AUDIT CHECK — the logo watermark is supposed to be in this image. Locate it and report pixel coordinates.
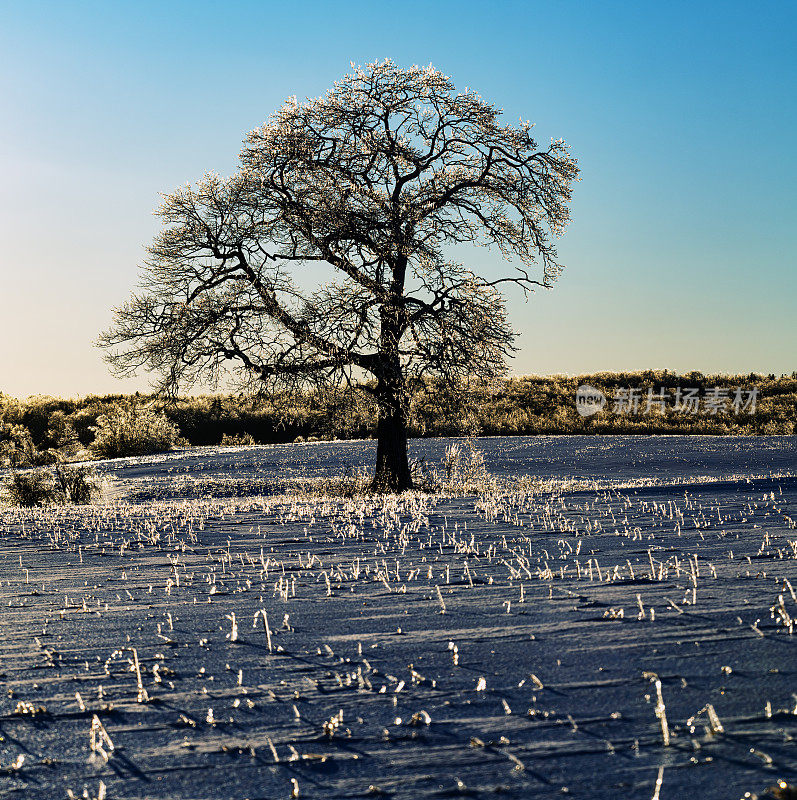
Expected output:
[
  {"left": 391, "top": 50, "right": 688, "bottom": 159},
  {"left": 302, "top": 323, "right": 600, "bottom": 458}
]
[
  {"left": 575, "top": 385, "right": 760, "bottom": 416},
  {"left": 575, "top": 385, "right": 607, "bottom": 417}
]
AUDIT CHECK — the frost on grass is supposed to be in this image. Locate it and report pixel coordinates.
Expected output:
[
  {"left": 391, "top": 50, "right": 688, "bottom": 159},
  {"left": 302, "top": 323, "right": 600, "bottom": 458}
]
[{"left": 0, "top": 437, "right": 795, "bottom": 799}]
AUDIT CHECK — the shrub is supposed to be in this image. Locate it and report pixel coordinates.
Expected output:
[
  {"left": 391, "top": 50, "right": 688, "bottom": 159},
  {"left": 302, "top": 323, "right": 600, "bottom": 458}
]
[
  {"left": 412, "top": 437, "right": 493, "bottom": 494},
  {"left": 442, "top": 438, "right": 489, "bottom": 487},
  {"left": 220, "top": 431, "right": 256, "bottom": 446},
  {"left": 90, "top": 403, "right": 182, "bottom": 459},
  {"left": 46, "top": 411, "right": 82, "bottom": 458},
  {"left": 0, "top": 423, "right": 56, "bottom": 468},
  {"left": 4, "top": 469, "right": 59, "bottom": 506},
  {"left": 2, "top": 465, "right": 103, "bottom": 506},
  {"left": 55, "top": 465, "right": 104, "bottom": 504},
  {"left": 759, "top": 419, "right": 793, "bottom": 435}
]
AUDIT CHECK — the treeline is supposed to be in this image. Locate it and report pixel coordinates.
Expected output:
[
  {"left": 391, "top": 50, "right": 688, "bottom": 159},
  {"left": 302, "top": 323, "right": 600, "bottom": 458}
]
[
  {"left": 467, "top": 371, "right": 796, "bottom": 436},
  {"left": 1, "top": 371, "right": 794, "bottom": 466}
]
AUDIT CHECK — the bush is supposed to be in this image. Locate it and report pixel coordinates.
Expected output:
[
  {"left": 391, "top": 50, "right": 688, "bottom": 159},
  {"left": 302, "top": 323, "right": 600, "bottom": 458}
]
[
  {"left": 412, "top": 437, "right": 493, "bottom": 493},
  {"left": 220, "top": 431, "right": 256, "bottom": 446},
  {"left": 0, "top": 423, "right": 55, "bottom": 468},
  {"left": 46, "top": 411, "right": 83, "bottom": 458},
  {"left": 90, "top": 403, "right": 182, "bottom": 459},
  {"left": 4, "top": 469, "right": 59, "bottom": 506},
  {"left": 2, "top": 465, "right": 103, "bottom": 506},
  {"left": 55, "top": 465, "right": 104, "bottom": 504}
]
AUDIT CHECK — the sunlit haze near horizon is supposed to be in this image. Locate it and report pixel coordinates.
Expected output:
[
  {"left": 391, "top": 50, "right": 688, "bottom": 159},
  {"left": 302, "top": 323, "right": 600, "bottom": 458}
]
[{"left": 1, "top": 0, "right": 795, "bottom": 398}]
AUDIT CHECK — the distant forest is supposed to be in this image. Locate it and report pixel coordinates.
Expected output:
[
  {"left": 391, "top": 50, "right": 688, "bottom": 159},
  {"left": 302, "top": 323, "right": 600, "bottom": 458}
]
[{"left": 1, "top": 372, "right": 794, "bottom": 466}]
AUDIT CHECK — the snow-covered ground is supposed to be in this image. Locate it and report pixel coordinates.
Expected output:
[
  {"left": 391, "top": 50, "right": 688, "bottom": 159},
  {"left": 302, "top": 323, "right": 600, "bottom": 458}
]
[{"left": 1, "top": 436, "right": 795, "bottom": 799}]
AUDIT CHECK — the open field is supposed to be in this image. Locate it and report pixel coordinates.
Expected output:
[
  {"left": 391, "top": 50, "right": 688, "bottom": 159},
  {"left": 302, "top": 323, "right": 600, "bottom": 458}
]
[{"left": 1, "top": 436, "right": 796, "bottom": 799}]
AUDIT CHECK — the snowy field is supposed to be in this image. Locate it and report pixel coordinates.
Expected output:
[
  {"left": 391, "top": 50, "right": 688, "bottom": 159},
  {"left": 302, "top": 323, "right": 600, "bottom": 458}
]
[{"left": 1, "top": 435, "right": 796, "bottom": 799}]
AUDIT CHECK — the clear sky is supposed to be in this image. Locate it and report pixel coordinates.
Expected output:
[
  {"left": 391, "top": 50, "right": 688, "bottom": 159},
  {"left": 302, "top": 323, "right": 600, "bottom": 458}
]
[{"left": 1, "top": 0, "right": 795, "bottom": 398}]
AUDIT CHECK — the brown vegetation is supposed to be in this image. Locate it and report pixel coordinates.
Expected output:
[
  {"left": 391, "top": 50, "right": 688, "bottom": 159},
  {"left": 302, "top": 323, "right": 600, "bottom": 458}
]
[{"left": 0, "top": 371, "right": 793, "bottom": 469}]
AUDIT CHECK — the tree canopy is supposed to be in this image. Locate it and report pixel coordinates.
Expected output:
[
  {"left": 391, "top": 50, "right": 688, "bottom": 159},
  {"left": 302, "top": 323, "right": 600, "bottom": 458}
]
[{"left": 101, "top": 60, "right": 578, "bottom": 490}]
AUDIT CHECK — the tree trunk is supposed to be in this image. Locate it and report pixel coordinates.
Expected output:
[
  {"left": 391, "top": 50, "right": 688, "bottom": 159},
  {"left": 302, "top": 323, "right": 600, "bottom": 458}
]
[
  {"left": 371, "top": 295, "right": 412, "bottom": 493},
  {"left": 371, "top": 397, "right": 412, "bottom": 492}
]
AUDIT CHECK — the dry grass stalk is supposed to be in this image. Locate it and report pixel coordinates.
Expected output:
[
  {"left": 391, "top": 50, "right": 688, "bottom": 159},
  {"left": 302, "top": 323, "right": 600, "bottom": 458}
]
[
  {"left": 90, "top": 715, "right": 114, "bottom": 762},
  {"left": 129, "top": 647, "right": 149, "bottom": 703},
  {"left": 435, "top": 585, "right": 447, "bottom": 614}
]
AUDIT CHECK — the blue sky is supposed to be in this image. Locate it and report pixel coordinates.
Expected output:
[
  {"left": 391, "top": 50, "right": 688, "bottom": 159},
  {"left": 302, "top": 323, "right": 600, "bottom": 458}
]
[{"left": 1, "top": 0, "right": 795, "bottom": 397}]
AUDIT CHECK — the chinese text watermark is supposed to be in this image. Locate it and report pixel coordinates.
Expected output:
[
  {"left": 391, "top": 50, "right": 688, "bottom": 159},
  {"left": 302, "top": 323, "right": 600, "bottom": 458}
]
[{"left": 575, "top": 385, "right": 759, "bottom": 418}]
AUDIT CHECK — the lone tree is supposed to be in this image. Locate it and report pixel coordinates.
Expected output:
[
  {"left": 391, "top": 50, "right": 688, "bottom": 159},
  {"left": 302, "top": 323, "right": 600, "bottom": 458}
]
[{"left": 101, "top": 61, "right": 578, "bottom": 491}]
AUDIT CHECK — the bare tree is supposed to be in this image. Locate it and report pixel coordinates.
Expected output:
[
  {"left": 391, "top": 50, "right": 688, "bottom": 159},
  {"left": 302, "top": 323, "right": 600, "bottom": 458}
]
[{"left": 100, "top": 61, "right": 578, "bottom": 491}]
